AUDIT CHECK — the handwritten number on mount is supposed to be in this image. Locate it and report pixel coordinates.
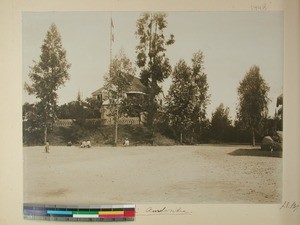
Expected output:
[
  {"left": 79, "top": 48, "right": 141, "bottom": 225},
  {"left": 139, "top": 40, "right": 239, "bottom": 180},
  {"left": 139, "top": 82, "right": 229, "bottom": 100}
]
[{"left": 280, "top": 201, "right": 300, "bottom": 212}]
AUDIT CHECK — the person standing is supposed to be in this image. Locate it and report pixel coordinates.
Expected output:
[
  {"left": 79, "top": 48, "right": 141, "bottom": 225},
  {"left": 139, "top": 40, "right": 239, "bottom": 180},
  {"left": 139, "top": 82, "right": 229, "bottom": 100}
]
[{"left": 45, "top": 141, "right": 50, "bottom": 153}]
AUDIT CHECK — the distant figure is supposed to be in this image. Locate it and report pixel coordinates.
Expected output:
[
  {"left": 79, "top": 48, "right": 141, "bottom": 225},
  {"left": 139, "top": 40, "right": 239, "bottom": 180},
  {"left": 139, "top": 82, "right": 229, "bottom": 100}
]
[
  {"left": 80, "top": 141, "right": 87, "bottom": 148},
  {"left": 45, "top": 141, "right": 50, "bottom": 153},
  {"left": 123, "top": 138, "right": 129, "bottom": 146}
]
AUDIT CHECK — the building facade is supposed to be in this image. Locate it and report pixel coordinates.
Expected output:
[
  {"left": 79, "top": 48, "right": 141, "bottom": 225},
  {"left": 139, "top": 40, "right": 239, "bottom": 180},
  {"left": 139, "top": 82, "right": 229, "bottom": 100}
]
[{"left": 91, "top": 75, "right": 147, "bottom": 125}]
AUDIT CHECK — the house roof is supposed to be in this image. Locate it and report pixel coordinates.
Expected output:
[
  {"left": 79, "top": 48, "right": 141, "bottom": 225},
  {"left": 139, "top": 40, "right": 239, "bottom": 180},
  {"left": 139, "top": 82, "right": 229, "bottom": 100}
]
[
  {"left": 92, "top": 75, "right": 146, "bottom": 96},
  {"left": 91, "top": 87, "right": 105, "bottom": 96}
]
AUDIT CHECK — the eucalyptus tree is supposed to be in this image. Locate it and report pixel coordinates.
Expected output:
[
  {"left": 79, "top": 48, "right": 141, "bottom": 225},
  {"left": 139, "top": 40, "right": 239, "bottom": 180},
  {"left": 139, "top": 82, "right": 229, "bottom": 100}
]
[{"left": 135, "top": 12, "right": 175, "bottom": 140}]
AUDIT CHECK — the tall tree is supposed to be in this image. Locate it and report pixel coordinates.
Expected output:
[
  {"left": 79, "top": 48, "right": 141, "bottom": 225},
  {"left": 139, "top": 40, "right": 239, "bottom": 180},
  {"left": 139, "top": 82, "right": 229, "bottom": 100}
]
[
  {"left": 166, "top": 60, "right": 193, "bottom": 143},
  {"left": 104, "top": 50, "right": 135, "bottom": 145},
  {"left": 190, "top": 51, "right": 210, "bottom": 142},
  {"left": 166, "top": 51, "right": 210, "bottom": 144},
  {"left": 135, "top": 12, "right": 175, "bottom": 141},
  {"left": 237, "top": 65, "right": 270, "bottom": 146},
  {"left": 24, "top": 23, "right": 71, "bottom": 144}
]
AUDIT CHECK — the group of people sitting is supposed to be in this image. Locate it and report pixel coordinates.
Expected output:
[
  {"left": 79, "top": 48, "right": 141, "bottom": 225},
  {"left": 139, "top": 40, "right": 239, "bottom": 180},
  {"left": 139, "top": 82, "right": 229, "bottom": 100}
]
[
  {"left": 69, "top": 138, "right": 130, "bottom": 148},
  {"left": 45, "top": 138, "right": 130, "bottom": 152},
  {"left": 80, "top": 140, "right": 92, "bottom": 148}
]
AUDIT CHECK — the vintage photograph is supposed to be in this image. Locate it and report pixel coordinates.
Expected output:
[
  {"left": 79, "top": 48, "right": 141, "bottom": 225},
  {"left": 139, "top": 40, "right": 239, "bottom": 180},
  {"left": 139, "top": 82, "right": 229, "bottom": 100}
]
[{"left": 23, "top": 11, "right": 283, "bottom": 205}]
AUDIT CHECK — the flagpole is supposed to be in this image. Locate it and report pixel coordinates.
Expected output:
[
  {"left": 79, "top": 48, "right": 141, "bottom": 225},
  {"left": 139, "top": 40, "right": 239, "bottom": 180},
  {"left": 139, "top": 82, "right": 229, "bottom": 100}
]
[
  {"left": 110, "top": 14, "right": 113, "bottom": 77},
  {"left": 110, "top": 14, "right": 118, "bottom": 145}
]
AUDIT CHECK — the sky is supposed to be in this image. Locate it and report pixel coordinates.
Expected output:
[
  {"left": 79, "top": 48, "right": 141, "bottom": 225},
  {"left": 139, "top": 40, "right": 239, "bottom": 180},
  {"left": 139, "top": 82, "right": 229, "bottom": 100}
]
[{"left": 22, "top": 11, "right": 283, "bottom": 120}]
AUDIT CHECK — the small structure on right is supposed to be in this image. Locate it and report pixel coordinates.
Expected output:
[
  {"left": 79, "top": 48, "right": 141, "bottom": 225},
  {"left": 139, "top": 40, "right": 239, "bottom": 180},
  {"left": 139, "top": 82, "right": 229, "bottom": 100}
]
[
  {"left": 261, "top": 94, "right": 283, "bottom": 151},
  {"left": 261, "top": 131, "right": 282, "bottom": 152}
]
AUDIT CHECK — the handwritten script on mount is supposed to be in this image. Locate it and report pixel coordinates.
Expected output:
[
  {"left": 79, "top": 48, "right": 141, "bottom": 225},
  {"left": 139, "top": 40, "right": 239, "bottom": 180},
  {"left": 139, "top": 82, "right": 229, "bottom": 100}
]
[{"left": 137, "top": 206, "right": 192, "bottom": 216}]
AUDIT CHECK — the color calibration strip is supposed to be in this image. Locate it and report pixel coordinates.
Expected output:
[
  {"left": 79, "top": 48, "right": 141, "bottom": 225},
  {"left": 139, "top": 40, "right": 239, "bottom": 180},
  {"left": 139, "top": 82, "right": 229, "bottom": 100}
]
[{"left": 23, "top": 204, "right": 135, "bottom": 222}]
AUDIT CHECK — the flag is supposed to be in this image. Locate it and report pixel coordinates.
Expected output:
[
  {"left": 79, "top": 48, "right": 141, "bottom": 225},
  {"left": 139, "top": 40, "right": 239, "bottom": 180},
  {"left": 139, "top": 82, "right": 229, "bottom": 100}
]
[
  {"left": 111, "top": 18, "right": 114, "bottom": 28},
  {"left": 111, "top": 18, "right": 114, "bottom": 42}
]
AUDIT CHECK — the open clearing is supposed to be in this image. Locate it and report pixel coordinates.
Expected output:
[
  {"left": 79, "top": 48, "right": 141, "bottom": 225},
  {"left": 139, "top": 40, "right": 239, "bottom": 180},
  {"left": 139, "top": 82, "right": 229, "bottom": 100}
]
[{"left": 23, "top": 145, "right": 282, "bottom": 204}]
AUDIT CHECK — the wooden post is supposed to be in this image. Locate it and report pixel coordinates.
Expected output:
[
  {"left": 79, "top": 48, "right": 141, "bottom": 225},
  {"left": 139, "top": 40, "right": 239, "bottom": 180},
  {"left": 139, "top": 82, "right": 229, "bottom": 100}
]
[{"left": 114, "top": 105, "right": 118, "bottom": 146}]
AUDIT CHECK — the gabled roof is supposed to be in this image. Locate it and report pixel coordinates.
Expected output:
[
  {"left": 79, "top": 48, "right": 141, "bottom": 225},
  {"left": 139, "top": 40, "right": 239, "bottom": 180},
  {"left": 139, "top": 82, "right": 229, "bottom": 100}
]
[
  {"left": 92, "top": 75, "right": 146, "bottom": 96},
  {"left": 91, "top": 87, "right": 105, "bottom": 96}
]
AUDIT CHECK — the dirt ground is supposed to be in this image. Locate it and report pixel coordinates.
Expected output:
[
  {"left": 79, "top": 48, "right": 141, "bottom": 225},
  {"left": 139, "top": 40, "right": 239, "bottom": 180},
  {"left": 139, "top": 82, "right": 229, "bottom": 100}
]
[{"left": 23, "top": 145, "right": 282, "bottom": 204}]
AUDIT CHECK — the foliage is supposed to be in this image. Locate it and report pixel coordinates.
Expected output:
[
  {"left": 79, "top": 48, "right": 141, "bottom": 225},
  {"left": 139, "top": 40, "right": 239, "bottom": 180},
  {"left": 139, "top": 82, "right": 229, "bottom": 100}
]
[
  {"left": 56, "top": 94, "right": 86, "bottom": 126},
  {"left": 24, "top": 23, "right": 71, "bottom": 143},
  {"left": 192, "top": 118, "right": 211, "bottom": 143},
  {"left": 189, "top": 51, "right": 210, "bottom": 142},
  {"left": 165, "top": 51, "right": 210, "bottom": 143},
  {"left": 85, "top": 97, "right": 102, "bottom": 118},
  {"left": 23, "top": 103, "right": 44, "bottom": 145},
  {"left": 105, "top": 50, "right": 135, "bottom": 117},
  {"left": 71, "top": 92, "right": 87, "bottom": 126},
  {"left": 57, "top": 96, "right": 102, "bottom": 120},
  {"left": 120, "top": 94, "right": 145, "bottom": 119},
  {"left": 135, "top": 12, "right": 175, "bottom": 129},
  {"left": 257, "top": 117, "right": 278, "bottom": 139},
  {"left": 275, "top": 94, "right": 283, "bottom": 131},
  {"left": 165, "top": 59, "right": 193, "bottom": 143},
  {"left": 57, "top": 102, "right": 73, "bottom": 119},
  {"left": 49, "top": 119, "right": 103, "bottom": 145},
  {"left": 58, "top": 125, "right": 84, "bottom": 144},
  {"left": 237, "top": 65, "right": 270, "bottom": 146},
  {"left": 104, "top": 50, "right": 136, "bottom": 144},
  {"left": 210, "top": 103, "right": 233, "bottom": 142}
]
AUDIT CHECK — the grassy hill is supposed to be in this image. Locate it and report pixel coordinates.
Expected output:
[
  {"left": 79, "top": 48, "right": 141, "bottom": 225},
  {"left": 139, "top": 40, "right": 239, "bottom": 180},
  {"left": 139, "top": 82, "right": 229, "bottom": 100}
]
[{"left": 48, "top": 124, "right": 177, "bottom": 146}]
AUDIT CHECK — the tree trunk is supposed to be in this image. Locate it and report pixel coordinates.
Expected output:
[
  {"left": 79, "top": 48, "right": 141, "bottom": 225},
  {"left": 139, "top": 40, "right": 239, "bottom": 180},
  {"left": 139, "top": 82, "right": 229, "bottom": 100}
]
[
  {"left": 149, "top": 84, "right": 156, "bottom": 146},
  {"left": 114, "top": 106, "right": 119, "bottom": 146},
  {"left": 252, "top": 127, "right": 256, "bottom": 146},
  {"left": 152, "top": 129, "right": 155, "bottom": 146},
  {"left": 191, "top": 128, "right": 194, "bottom": 144},
  {"left": 180, "top": 132, "right": 183, "bottom": 144}
]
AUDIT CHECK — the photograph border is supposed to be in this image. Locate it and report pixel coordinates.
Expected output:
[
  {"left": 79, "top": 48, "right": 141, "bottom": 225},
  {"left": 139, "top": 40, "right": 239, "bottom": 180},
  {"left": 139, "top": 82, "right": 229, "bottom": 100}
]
[{"left": 1, "top": 0, "right": 299, "bottom": 225}]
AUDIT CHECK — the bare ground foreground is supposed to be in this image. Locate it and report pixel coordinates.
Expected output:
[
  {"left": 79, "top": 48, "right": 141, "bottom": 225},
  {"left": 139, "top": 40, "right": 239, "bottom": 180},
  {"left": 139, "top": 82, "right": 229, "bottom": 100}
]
[{"left": 23, "top": 145, "right": 282, "bottom": 204}]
